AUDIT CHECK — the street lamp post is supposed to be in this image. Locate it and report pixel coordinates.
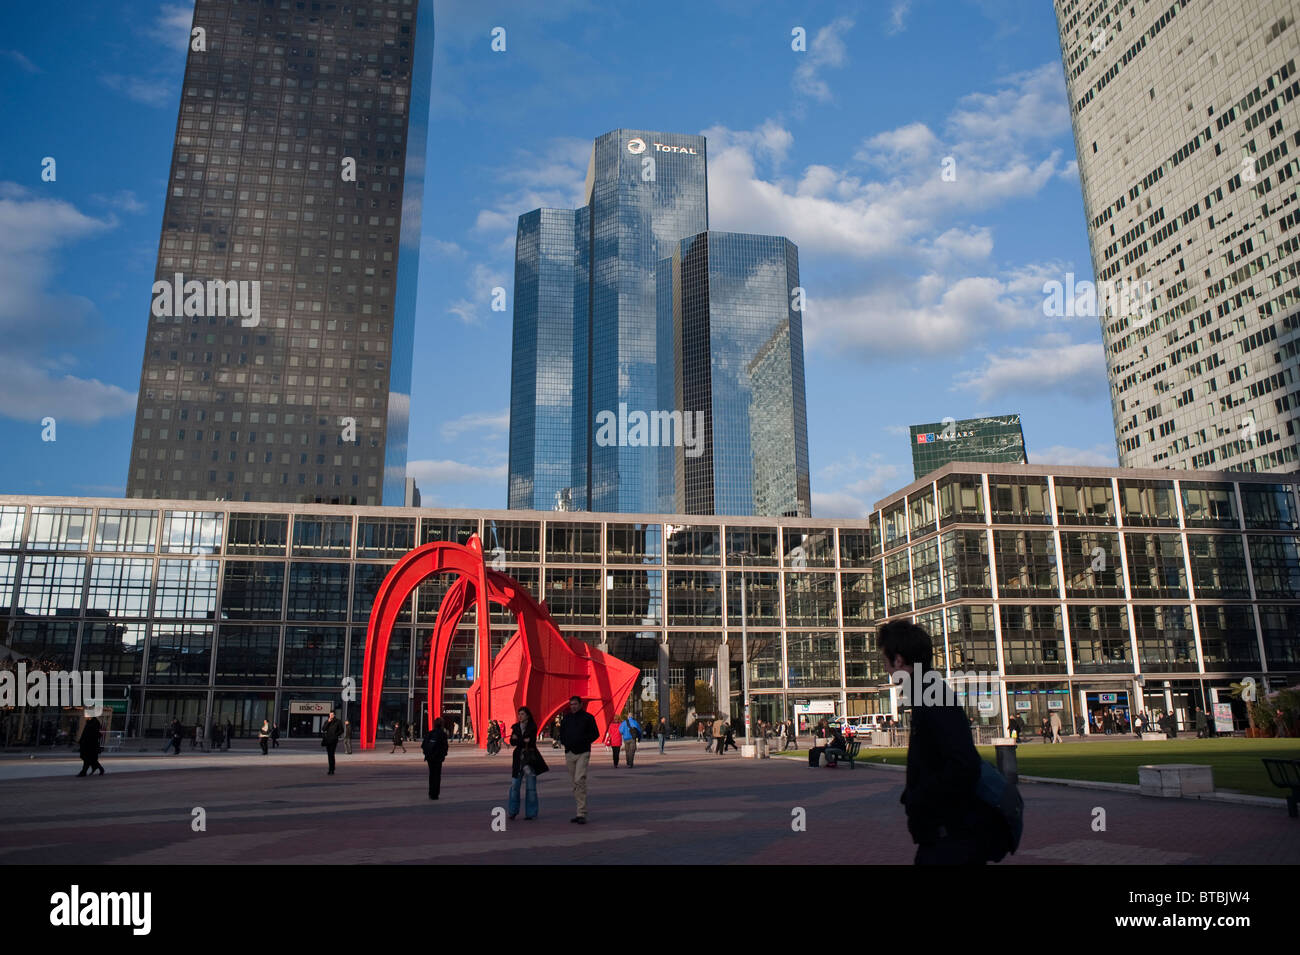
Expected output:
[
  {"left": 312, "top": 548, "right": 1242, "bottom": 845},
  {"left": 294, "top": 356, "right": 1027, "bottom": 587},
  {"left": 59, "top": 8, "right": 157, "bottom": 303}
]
[{"left": 738, "top": 554, "right": 751, "bottom": 743}]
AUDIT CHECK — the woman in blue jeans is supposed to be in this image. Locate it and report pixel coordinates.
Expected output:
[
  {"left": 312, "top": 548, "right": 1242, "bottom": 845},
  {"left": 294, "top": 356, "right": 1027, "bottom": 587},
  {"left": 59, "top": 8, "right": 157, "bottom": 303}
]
[{"left": 508, "top": 706, "right": 540, "bottom": 821}]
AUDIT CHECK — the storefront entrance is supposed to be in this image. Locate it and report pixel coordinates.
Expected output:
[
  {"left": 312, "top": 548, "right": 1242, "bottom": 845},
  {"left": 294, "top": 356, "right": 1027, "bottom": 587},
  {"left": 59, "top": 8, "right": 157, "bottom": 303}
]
[
  {"left": 286, "top": 700, "right": 333, "bottom": 737},
  {"left": 1082, "top": 689, "right": 1131, "bottom": 734}
]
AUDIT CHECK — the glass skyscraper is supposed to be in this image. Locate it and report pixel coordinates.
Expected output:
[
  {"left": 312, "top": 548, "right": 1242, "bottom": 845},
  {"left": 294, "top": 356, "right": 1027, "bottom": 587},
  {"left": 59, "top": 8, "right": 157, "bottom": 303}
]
[
  {"left": 909, "top": 414, "right": 1028, "bottom": 480},
  {"left": 659, "top": 232, "right": 811, "bottom": 516},
  {"left": 126, "top": 0, "right": 433, "bottom": 507},
  {"left": 509, "top": 130, "right": 809, "bottom": 517}
]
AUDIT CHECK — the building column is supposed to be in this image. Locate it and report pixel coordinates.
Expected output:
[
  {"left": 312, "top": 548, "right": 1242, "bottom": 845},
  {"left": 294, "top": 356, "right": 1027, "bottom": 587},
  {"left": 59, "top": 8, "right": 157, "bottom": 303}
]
[
  {"left": 657, "top": 638, "right": 670, "bottom": 729},
  {"left": 717, "top": 642, "right": 731, "bottom": 721}
]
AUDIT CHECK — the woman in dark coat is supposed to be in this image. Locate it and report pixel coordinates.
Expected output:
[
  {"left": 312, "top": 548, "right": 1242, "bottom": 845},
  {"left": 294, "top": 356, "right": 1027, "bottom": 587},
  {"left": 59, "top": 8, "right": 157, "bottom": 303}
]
[
  {"left": 508, "top": 707, "right": 541, "bottom": 820},
  {"left": 390, "top": 721, "right": 407, "bottom": 753},
  {"left": 77, "top": 716, "right": 105, "bottom": 776},
  {"left": 422, "top": 717, "right": 450, "bottom": 800}
]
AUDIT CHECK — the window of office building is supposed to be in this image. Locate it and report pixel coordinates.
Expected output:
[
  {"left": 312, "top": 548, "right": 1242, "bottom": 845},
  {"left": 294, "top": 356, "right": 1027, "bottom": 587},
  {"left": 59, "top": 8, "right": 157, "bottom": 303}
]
[
  {"left": 910, "top": 538, "right": 942, "bottom": 608},
  {"left": 545, "top": 567, "right": 602, "bottom": 624},
  {"left": 882, "top": 502, "right": 907, "bottom": 550},
  {"left": 605, "top": 569, "right": 663, "bottom": 626},
  {"left": 27, "top": 507, "right": 91, "bottom": 552},
  {"left": 1181, "top": 482, "right": 1239, "bottom": 529},
  {"left": 999, "top": 605, "right": 1065, "bottom": 675},
  {"left": 937, "top": 474, "right": 984, "bottom": 526},
  {"left": 352, "top": 562, "right": 400, "bottom": 622},
  {"left": 1197, "top": 606, "right": 1260, "bottom": 670},
  {"left": 1259, "top": 607, "right": 1300, "bottom": 670},
  {"left": 4, "top": 620, "right": 78, "bottom": 669},
  {"left": 1240, "top": 485, "right": 1299, "bottom": 530},
  {"left": 17, "top": 555, "right": 85, "bottom": 616},
  {"left": 545, "top": 522, "right": 601, "bottom": 564},
  {"left": 292, "top": 514, "right": 352, "bottom": 557},
  {"left": 1124, "top": 533, "right": 1188, "bottom": 597},
  {"left": 944, "top": 605, "right": 997, "bottom": 670},
  {"left": 220, "top": 561, "right": 285, "bottom": 619},
  {"left": 869, "top": 514, "right": 882, "bottom": 555},
  {"left": 148, "top": 623, "right": 213, "bottom": 684},
  {"left": 214, "top": 625, "right": 280, "bottom": 685},
  {"left": 844, "top": 631, "right": 881, "bottom": 686},
  {"left": 281, "top": 626, "right": 346, "bottom": 686},
  {"left": 79, "top": 621, "right": 145, "bottom": 683},
  {"left": 1069, "top": 606, "right": 1132, "bottom": 673},
  {"left": 667, "top": 570, "right": 722, "bottom": 626},
  {"left": 993, "top": 530, "right": 1058, "bottom": 597},
  {"left": 420, "top": 517, "right": 478, "bottom": 548},
  {"left": 726, "top": 570, "right": 782, "bottom": 626},
  {"left": 786, "top": 631, "right": 840, "bottom": 688},
  {"left": 1118, "top": 481, "right": 1178, "bottom": 527},
  {"left": 1247, "top": 535, "right": 1300, "bottom": 598},
  {"left": 1133, "top": 606, "right": 1197, "bottom": 672},
  {"left": 86, "top": 557, "right": 154, "bottom": 617},
  {"left": 744, "top": 636, "right": 783, "bottom": 689},
  {"left": 784, "top": 572, "right": 838, "bottom": 627},
  {"left": 884, "top": 549, "right": 911, "bottom": 615},
  {"left": 606, "top": 523, "right": 663, "bottom": 564},
  {"left": 665, "top": 525, "right": 721, "bottom": 564},
  {"left": 95, "top": 509, "right": 159, "bottom": 553},
  {"left": 155, "top": 558, "right": 218, "bottom": 618},
  {"left": 908, "top": 490, "right": 936, "bottom": 537},
  {"left": 837, "top": 529, "right": 874, "bottom": 567},
  {"left": 356, "top": 517, "right": 415, "bottom": 559},
  {"left": 287, "top": 562, "right": 349, "bottom": 621},
  {"left": 1186, "top": 534, "right": 1250, "bottom": 597},
  {"left": 162, "top": 510, "right": 223, "bottom": 555},
  {"left": 484, "top": 519, "right": 541, "bottom": 563},
  {"left": 725, "top": 527, "right": 779, "bottom": 566},
  {"left": 1054, "top": 478, "right": 1116, "bottom": 525},
  {"left": 783, "top": 527, "right": 835, "bottom": 568},
  {"left": 939, "top": 530, "right": 991, "bottom": 600},
  {"left": 225, "top": 513, "right": 288, "bottom": 556},
  {"left": 988, "top": 478, "right": 1050, "bottom": 524},
  {"left": 0, "top": 505, "right": 25, "bottom": 548},
  {"left": 840, "top": 570, "right": 883, "bottom": 626},
  {"left": 1059, "top": 531, "right": 1124, "bottom": 597}
]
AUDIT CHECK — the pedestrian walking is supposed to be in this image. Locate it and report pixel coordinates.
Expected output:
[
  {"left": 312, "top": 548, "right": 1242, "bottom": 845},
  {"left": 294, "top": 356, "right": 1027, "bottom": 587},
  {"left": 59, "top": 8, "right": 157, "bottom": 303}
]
[
  {"left": 1049, "top": 710, "right": 1062, "bottom": 743},
  {"left": 703, "top": 721, "right": 714, "bottom": 752},
  {"left": 722, "top": 720, "right": 737, "bottom": 753},
  {"left": 271, "top": 723, "right": 281, "bottom": 748},
  {"left": 508, "top": 707, "right": 544, "bottom": 820},
  {"left": 619, "top": 712, "right": 642, "bottom": 767},
  {"left": 258, "top": 719, "right": 270, "bottom": 755},
  {"left": 880, "top": 620, "right": 1007, "bottom": 865},
  {"left": 487, "top": 720, "right": 503, "bottom": 756},
  {"left": 552, "top": 715, "right": 563, "bottom": 749},
  {"left": 422, "top": 717, "right": 450, "bottom": 799},
  {"left": 391, "top": 721, "right": 407, "bottom": 753},
  {"left": 558, "top": 696, "right": 599, "bottom": 824},
  {"left": 321, "top": 709, "right": 344, "bottom": 775},
  {"left": 657, "top": 717, "right": 668, "bottom": 755},
  {"left": 712, "top": 718, "right": 725, "bottom": 755},
  {"left": 1194, "top": 708, "right": 1208, "bottom": 738},
  {"left": 191, "top": 721, "right": 202, "bottom": 750},
  {"left": 76, "top": 716, "right": 105, "bottom": 776},
  {"left": 210, "top": 722, "right": 223, "bottom": 752},
  {"left": 225, "top": 719, "right": 235, "bottom": 750},
  {"left": 342, "top": 719, "right": 352, "bottom": 754},
  {"left": 603, "top": 718, "right": 623, "bottom": 768}
]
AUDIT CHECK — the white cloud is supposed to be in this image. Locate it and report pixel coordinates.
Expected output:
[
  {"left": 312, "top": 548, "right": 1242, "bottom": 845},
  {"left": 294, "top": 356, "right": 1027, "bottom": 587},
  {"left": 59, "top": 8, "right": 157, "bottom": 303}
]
[
  {"left": 887, "top": 1, "right": 911, "bottom": 35},
  {"left": 447, "top": 264, "right": 508, "bottom": 324},
  {"left": 144, "top": 4, "right": 195, "bottom": 51},
  {"left": 1031, "top": 443, "right": 1118, "bottom": 468},
  {"left": 814, "top": 459, "right": 902, "bottom": 517},
  {"left": 792, "top": 17, "right": 854, "bottom": 102},
  {"left": 946, "top": 64, "right": 1071, "bottom": 153},
  {"left": 92, "top": 191, "right": 147, "bottom": 214},
  {"left": 100, "top": 74, "right": 174, "bottom": 107},
  {"left": 954, "top": 340, "right": 1106, "bottom": 400},
  {"left": 2, "top": 50, "right": 40, "bottom": 73},
  {"left": 405, "top": 459, "right": 508, "bottom": 486},
  {"left": 441, "top": 409, "right": 509, "bottom": 440},
  {"left": 0, "top": 354, "right": 136, "bottom": 425}
]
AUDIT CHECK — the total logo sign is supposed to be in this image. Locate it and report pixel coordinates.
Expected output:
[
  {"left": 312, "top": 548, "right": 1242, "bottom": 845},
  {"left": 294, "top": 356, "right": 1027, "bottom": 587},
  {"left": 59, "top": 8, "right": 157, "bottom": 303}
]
[{"left": 627, "top": 137, "right": 697, "bottom": 155}]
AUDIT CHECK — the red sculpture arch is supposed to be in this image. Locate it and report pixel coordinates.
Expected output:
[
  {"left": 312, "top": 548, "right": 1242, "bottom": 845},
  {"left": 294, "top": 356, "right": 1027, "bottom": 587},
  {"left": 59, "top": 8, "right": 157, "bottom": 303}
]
[{"left": 360, "top": 535, "right": 639, "bottom": 749}]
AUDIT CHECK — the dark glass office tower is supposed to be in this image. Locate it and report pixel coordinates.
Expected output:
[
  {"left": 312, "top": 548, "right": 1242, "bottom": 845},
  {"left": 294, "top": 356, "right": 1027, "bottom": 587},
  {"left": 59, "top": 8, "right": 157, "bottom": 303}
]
[
  {"left": 508, "top": 129, "right": 709, "bottom": 513},
  {"left": 126, "top": 0, "right": 433, "bottom": 506},
  {"left": 659, "top": 232, "right": 811, "bottom": 517},
  {"left": 909, "top": 414, "right": 1028, "bottom": 480}
]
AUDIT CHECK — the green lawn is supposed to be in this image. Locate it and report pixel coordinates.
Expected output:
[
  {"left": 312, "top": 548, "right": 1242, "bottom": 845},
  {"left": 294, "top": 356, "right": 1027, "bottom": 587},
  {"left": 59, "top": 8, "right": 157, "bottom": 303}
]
[{"left": 784, "top": 739, "right": 1300, "bottom": 798}]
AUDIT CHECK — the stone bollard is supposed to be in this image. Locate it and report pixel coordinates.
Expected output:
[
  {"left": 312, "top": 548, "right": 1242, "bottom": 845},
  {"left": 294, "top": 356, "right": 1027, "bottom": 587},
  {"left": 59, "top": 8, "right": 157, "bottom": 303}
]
[{"left": 993, "top": 738, "right": 1019, "bottom": 785}]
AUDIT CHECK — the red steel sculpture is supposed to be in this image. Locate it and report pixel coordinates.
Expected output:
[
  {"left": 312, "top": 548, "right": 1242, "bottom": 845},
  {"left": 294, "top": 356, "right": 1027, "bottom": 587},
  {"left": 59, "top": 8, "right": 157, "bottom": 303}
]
[{"left": 360, "top": 535, "right": 639, "bottom": 749}]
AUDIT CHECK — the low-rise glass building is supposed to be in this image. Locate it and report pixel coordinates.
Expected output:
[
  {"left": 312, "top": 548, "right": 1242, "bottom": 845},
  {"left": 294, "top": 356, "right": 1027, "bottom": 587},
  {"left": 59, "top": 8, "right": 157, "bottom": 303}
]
[{"left": 1, "top": 461, "right": 1295, "bottom": 742}]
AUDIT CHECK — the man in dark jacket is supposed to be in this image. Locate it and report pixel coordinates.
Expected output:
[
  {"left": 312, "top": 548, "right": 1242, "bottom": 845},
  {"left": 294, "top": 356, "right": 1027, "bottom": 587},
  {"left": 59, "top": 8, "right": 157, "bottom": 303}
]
[
  {"left": 881, "top": 620, "right": 991, "bottom": 865},
  {"left": 422, "top": 717, "right": 450, "bottom": 799},
  {"left": 558, "top": 696, "right": 599, "bottom": 824},
  {"left": 321, "top": 710, "right": 345, "bottom": 775}
]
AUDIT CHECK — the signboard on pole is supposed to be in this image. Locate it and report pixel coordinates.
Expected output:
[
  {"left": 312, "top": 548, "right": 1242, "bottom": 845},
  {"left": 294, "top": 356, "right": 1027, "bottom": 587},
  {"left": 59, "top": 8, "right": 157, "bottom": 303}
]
[{"left": 1213, "top": 702, "right": 1234, "bottom": 734}]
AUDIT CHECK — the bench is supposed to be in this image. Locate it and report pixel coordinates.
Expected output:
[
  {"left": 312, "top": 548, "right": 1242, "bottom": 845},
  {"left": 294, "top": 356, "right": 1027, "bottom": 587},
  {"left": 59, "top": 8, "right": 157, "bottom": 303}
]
[
  {"left": 1138, "top": 763, "right": 1214, "bottom": 797},
  {"left": 1262, "top": 758, "right": 1300, "bottom": 818},
  {"left": 824, "top": 739, "right": 862, "bottom": 769}
]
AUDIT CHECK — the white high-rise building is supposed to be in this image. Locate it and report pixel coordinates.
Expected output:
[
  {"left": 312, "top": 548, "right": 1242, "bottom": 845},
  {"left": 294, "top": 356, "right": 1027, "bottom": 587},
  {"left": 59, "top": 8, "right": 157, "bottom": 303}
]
[{"left": 1054, "top": 0, "right": 1300, "bottom": 472}]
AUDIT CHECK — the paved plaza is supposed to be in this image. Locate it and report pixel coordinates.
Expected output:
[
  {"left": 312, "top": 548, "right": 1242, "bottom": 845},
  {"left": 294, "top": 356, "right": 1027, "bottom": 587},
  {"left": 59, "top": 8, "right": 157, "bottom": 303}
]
[{"left": 1, "top": 741, "right": 1296, "bottom": 865}]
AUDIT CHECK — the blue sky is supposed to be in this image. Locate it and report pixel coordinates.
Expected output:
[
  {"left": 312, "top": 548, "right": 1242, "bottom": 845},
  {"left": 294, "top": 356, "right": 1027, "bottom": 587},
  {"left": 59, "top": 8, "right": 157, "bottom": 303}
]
[{"left": 0, "top": 0, "right": 1117, "bottom": 516}]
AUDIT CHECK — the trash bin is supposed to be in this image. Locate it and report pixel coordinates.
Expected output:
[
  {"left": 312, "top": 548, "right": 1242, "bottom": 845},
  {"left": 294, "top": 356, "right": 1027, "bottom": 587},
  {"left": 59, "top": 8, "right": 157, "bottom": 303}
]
[
  {"left": 756, "top": 737, "right": 769, "bottom": 759},
  {"left": 993, "top": 740, "right": 1018, "bottom": 785}
]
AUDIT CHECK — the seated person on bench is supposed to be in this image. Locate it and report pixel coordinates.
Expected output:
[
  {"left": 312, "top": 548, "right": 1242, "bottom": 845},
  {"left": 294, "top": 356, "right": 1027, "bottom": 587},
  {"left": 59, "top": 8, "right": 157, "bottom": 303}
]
[{"left": 824, "top": 728, "right": 849, "bottom": 766}]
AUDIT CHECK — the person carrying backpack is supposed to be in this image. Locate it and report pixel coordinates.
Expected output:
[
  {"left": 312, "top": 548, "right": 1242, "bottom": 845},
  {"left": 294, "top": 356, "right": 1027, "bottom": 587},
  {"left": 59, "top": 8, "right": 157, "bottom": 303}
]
[
  {"left": 880, "top": 620, "right": 1022, "bottom": 865},
  {"left": 422, "top": 717, "right": 450, "bottom": 800},
  {"left": 619, "top": 713, "right": 643, "bottom": 767}
]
